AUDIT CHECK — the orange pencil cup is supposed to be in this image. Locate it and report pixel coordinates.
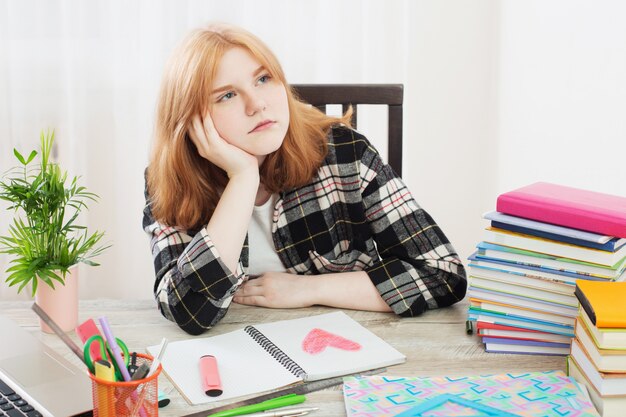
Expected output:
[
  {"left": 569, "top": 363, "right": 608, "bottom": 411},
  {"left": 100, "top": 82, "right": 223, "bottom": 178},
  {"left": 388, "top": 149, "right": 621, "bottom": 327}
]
[{"left": 89, "top": 353, "right": 162, "bottom": 417}]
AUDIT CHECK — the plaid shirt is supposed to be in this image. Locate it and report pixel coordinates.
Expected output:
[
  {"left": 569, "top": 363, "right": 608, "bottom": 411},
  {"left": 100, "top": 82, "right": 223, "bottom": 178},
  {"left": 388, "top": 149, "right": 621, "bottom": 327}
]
[{"left": 143, "top": 127, "right": 467, "bottom": 334}]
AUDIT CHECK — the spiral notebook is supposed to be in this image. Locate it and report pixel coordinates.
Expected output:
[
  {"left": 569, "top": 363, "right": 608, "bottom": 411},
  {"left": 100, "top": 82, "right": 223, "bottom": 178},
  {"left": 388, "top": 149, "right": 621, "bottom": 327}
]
[{"left": 147, "top": 311, "right": 405, "bottom": 405}]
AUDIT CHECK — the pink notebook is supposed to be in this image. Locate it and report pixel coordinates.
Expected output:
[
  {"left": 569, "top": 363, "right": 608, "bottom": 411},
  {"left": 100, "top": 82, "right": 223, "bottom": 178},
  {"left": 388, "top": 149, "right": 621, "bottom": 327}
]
[{"left": 496, "top": 182, "right": 626, "bottom": 239}]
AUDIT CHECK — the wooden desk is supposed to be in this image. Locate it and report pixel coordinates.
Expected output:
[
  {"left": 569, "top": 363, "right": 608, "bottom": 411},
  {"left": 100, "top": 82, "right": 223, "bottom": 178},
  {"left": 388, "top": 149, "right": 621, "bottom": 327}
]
[{"left": 0, "top": 299, "right": 566, "bottom": 416}]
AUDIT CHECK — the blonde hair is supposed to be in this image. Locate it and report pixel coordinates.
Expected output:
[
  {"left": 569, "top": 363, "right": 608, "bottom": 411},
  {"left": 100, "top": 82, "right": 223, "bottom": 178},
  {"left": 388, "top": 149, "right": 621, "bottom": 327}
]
[{"left": 148, "top": 23, "right": 351, "bottom": 230}]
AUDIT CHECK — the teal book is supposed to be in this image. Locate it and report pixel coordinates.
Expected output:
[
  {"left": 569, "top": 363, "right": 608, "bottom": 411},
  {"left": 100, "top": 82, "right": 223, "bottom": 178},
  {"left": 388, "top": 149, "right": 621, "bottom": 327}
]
[{"left": 468, "top": 308, "right": 574, "bottom": 337}]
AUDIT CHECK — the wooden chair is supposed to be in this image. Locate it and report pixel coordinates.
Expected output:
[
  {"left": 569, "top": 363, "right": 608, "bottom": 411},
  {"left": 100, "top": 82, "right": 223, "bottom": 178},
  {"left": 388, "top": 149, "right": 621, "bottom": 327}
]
[{"left": 291, "top": 84, "right": 404, "bottom": 176}]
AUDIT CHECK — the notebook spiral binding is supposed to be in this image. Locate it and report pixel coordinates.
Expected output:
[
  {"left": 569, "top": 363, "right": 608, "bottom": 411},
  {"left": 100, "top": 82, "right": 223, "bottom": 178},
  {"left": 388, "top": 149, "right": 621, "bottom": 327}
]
[{"left": 244, "top": 326, "right": 306, "bottom": 379}]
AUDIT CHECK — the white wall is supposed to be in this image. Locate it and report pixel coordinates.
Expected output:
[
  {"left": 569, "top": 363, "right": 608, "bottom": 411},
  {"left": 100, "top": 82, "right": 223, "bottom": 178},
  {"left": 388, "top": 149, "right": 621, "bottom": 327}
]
[
  {"left": 1, "top": 0, "right": 625, "bottom": 301},
  {"left": 498, "top": 0, "right": 626, "bottom": 197},
  {"left": 404, "top": 0, "right": 499, "bottom": 266}
]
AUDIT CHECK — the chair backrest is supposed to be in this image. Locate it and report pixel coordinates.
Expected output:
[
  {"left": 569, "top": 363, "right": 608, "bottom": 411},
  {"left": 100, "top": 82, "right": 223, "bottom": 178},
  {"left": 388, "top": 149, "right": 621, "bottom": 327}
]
[{"left": 291, "top": 84, "right": 404, "bottom": 177}]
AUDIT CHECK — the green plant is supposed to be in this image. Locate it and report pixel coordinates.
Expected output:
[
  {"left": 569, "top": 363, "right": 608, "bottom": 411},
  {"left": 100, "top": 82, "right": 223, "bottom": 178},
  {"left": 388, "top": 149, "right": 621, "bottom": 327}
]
[{"left": 0, "top": 130, "right": 108, "bottom": 295}]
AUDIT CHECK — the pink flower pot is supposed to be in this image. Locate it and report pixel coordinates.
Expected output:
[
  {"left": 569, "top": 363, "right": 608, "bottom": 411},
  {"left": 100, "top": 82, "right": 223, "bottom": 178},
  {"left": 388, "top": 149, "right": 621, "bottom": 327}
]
[{"left": 35, "top": 267, "right": 79, "bottom": 333}]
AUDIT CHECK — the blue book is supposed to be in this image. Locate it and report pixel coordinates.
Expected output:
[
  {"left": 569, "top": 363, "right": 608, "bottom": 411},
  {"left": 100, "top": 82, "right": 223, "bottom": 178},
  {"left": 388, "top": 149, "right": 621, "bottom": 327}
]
[
  {"left": 475, "top": 242, "right": 626, "bottom": 279},
  {"left": 491, "top": 221, "right": 626, "bottom": 252},
  {"left": 468, "top": 286, "right": 578, "bottom": 317},
  {"left": 484, "top": 210, "right": 623, "bottom": 245},
  {"left": 469, "top": 251, "right": 607, "bottom": 282},
  {"left": 469, "top": 307, "right": 573, "bottom": 329}
]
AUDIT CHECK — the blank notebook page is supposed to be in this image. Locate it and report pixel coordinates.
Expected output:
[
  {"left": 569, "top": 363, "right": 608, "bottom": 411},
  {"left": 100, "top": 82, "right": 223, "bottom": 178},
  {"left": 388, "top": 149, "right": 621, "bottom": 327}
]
[{"left": 148, "top": 329, "right": 300, "bottom": 405}]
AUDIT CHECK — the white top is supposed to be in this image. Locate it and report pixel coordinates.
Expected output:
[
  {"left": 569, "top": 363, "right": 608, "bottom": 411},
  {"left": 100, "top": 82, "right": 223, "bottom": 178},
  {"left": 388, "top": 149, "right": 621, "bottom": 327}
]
[{"left": 248, "top": 194, "right": 286, "bottom": 276}]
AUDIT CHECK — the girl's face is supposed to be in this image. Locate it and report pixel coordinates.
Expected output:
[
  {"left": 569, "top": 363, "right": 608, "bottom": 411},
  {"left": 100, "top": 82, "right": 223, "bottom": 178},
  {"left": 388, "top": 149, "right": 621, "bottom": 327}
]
[{"left": 209, "top": 47, "right": 289, "bottom": 161}]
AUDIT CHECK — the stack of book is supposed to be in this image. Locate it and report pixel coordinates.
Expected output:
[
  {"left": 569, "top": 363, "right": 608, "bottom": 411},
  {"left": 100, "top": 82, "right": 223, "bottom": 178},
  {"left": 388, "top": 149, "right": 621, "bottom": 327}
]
[
  {"left": 468, "top": 182, "right": 626, "bottom": 355},
  {"left": 568, "top": 280, "right": 626, "bottom": 417}
]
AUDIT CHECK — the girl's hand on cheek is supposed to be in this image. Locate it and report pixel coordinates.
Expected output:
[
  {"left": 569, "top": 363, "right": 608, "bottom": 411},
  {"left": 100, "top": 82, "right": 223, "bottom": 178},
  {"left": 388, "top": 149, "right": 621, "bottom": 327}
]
[
  {"left": 233, "top": 272, "right": 316, "bottom": 308},
  {"left": 188, "top": 112, "right": 258, "bottom": 178}
]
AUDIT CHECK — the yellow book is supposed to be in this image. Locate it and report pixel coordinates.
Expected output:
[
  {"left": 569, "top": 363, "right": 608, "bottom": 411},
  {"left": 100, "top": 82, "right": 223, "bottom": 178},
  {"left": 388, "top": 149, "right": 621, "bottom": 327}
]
[{"left": 575, "top": 281, "right": 626, "bottom": 328}]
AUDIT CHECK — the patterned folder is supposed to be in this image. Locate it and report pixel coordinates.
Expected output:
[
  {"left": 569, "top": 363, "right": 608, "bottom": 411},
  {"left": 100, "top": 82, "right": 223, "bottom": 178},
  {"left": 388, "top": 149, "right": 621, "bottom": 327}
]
[{"left": 343, "top": 370, "right": 599, "bottom": 417}]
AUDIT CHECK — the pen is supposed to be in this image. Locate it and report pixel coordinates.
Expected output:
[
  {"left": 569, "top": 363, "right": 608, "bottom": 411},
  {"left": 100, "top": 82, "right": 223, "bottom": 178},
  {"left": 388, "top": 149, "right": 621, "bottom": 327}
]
[
  {"left": 98, "top": 316, "right": 132, "bottom": 381},
  {"left": 465, "top": 320, "right": 474, "bottom": 335},
  {"left": 148, "top": 338, "right": 168, "bottom": 377},
  {"left": 207, "top": 394, "right": 306, "bottom": 417},
  {"left": 242, "top": 407, "right": 319, "bottom": 417}
]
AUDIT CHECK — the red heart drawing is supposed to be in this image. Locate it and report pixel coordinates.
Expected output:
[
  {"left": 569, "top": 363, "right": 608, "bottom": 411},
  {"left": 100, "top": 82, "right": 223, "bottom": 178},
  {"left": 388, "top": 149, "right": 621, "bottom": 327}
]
[{"left": 302, "top": 328, "right": 362, "bottom": 355}]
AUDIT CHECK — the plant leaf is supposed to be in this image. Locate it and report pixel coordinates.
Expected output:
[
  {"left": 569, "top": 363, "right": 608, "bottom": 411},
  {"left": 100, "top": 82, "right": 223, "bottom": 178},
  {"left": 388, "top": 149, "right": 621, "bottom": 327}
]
[
  {"left": 1, "top": 129, "right": 111, "bottom": 295},
  {"left": 13, "top": 148, "right": 26, "bottom": 165},
  {"left": 25, "top": 150, "right": 38, "bottom": 164}
]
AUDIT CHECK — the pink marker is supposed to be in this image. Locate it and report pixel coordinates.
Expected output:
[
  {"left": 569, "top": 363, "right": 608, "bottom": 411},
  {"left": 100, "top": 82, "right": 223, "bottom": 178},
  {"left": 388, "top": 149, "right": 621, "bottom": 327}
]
[{"left": 199, "top": 355, "right": 223, "bottom": 397}]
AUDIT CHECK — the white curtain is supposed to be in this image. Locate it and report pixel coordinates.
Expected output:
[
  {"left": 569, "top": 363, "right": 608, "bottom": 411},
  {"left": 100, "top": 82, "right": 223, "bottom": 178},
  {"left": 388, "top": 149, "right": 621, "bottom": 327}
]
[
  {"left": 9, "top": 1, "right": 622, "bottom": 303},
  {"left": 0, "top": 0, "right": 419, "bottom": 300}
]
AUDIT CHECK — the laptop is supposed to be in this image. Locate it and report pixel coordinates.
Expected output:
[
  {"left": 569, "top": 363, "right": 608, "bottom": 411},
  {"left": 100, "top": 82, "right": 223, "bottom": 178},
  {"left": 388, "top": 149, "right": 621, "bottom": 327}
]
[{"left": 0, "top": 314, "right": 93, "bottom": 417}]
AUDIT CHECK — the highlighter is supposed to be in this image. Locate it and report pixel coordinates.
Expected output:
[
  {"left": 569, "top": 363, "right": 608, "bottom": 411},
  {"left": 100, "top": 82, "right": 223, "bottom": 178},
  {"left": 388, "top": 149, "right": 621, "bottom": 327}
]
[
  {"left": 94, "top": 360, "right": 115, "bottom": 417},
  {"left": 158, "top": 390, "right": 170, "bottom": 408},
  {"left": 199, "top": 355, "right": 223, "bottom": 397},
  {"left": 94, "top": 359, "right": 115, "bottom": 381}
]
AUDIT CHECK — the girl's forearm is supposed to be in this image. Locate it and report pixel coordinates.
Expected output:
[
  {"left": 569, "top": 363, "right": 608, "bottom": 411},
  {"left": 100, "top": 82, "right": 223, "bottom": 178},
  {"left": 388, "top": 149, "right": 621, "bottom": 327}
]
[
  {"left": 205, "top": 169, "right": 259, "bottom": 273},
  {"left": 310, "top": 271, "right": 392, "bottom": 312}
]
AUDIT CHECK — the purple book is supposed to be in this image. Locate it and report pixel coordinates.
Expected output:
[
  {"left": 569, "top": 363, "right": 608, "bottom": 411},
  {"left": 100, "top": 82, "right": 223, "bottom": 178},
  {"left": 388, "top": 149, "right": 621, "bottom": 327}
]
[
  {"left": 482, "top": 337, "right": 570, "bottom": 348},
  {"left": 482, "top": 336, "right": 571, "bottom": 356}
]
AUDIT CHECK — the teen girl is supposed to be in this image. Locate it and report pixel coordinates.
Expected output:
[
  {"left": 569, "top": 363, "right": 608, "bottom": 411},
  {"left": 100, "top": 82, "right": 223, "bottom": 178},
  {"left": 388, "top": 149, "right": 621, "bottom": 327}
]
[{"left": 143, "top": 24, "right": 467, "bottom": 334}]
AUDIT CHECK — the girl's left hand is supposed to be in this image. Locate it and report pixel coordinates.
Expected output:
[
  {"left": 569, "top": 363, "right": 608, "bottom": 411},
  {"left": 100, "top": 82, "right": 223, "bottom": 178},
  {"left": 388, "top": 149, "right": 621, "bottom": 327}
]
[{"left": 233, "top": 272, "right": 315, "bottom": 308}]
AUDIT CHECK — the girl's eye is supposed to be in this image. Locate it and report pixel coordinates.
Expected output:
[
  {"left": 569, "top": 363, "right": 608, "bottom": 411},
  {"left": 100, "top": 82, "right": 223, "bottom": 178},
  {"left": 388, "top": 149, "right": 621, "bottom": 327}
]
[
  {"left": 218, "top": 92, "right": 235, "bottom": 102},
  {"left": 258, "top": 74, "right": 271, "bottom": 84}
]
